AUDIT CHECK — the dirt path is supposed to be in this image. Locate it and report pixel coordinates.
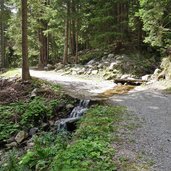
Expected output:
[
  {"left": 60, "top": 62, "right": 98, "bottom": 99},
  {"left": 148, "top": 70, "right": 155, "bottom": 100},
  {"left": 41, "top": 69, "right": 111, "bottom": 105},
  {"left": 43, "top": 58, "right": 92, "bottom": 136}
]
[
  {"left": 30, "top": 70, "right": 171, "bottom": 171},
  {"left": 30, "top": 70, "right": 116, "bottom": 100}
]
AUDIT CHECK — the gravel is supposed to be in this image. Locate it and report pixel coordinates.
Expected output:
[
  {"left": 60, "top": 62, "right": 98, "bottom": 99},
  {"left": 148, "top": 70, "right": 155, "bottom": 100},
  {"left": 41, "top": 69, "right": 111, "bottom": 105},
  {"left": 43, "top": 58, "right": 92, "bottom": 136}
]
[{"left": 109, "top": 90, "right": 171, "bottom": 171}]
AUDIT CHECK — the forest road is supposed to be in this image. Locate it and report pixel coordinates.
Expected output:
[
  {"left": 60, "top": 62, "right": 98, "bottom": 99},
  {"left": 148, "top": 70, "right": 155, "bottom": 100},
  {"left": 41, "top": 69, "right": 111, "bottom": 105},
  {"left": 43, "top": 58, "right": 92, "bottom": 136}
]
[{"left": 30, "top": 70, "right": 171, "bottom": 171}]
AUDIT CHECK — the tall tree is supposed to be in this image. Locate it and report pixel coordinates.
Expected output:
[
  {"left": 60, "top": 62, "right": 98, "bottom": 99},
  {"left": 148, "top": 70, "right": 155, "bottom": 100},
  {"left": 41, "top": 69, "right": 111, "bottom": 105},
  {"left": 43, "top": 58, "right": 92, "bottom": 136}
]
[
  {"left": 21, "top": 0, "right": 30, "bottom": 80},
  {"left": 0, "top": 0, "right": 5, "bottom": 68},
  {"left": 38, "top": 0, "right": 49, "bottom": 69},
  {"left": 63, "top": 0, "right": 70, "bottom": 64}
]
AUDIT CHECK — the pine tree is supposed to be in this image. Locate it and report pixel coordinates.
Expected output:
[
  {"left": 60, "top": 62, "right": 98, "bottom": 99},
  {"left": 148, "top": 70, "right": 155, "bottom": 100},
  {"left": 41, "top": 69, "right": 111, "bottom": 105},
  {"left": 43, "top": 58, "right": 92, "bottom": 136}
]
[{"left": 21, "top": 0, "right": 30, "bottom": 80}]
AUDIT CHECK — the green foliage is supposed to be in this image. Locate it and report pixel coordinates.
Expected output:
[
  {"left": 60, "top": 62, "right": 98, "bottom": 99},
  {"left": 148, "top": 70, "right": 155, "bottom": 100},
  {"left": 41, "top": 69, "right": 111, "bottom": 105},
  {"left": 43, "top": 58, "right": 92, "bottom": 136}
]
[
  {"left": 1, "top": 105, "right": 125, "bottom": 171},
  {"left": 138, "top": 0, "right": 171, "bottom": 50},
  {"left": 19, "top": 132, "right": 70, "bottom": 171},
  {"left": 50, "top": 105, "right": 125, "bottom": 171},
  {"left": 0, "top": 104, "right": 20, "bottom": 140},
  {"left": 122, "top": 52, "right": 158, "bottom": 76},
  {"left": 0, "top": 97, "right": 62, "bottom": 141},
  {"left": 20, "top": 97, "right": 53, "bottom": 127},
  {"left": 0, "top": 149, "right": 24, "bottom": 171},
  {"left": 51, "top": 139, "right": 116, "bottom": 171}
]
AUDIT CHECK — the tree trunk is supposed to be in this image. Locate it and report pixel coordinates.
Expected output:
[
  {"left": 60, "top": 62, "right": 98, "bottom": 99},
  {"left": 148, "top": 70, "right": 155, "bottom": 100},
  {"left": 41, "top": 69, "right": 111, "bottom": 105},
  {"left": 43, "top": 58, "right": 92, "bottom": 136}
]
[
  {"left": 21, "top": 0, "right": 30, "bottom": 80},
  {"left": 63, "top": 2, "right": 69, "bottom": 65},
  {"left": 38, "top": 22, "right": 48, "bottom": 69},
  {"left": 38, "top": 0, "right": 49, "bottom": 69},
  {"left": 0, "top": 0, "right": 5, "bottom": 68},
  {"left": 75, "top": 18, "right": 79, "bottom": 63}
]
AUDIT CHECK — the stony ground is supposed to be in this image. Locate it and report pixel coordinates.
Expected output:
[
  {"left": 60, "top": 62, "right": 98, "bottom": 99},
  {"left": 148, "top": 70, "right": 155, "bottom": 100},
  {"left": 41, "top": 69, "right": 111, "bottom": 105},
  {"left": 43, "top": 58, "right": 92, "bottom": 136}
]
[{"left": 109, "top": 90, "right": 171, "bottom": 171}]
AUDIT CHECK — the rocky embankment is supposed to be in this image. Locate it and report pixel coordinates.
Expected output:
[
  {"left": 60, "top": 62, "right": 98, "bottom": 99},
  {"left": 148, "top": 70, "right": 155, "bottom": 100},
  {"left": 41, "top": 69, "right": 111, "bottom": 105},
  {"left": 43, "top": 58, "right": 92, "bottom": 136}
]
[{"left": 46, "top": 52, "right": 158, "bottom": 82}]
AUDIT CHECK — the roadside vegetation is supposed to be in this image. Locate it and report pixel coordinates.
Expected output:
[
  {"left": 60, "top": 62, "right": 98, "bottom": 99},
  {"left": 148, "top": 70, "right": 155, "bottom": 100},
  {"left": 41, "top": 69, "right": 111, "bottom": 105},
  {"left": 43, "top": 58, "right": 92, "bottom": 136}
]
[{"left": 0, "top": 104, "right": 150, "bottom": 171}]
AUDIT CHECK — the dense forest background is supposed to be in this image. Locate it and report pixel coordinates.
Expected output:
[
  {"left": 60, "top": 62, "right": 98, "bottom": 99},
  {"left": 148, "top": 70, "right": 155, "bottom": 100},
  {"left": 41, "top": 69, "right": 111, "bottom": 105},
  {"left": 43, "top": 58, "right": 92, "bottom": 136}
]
[{"left": 0, "top": 0, "right": 171, "bottom": 70}]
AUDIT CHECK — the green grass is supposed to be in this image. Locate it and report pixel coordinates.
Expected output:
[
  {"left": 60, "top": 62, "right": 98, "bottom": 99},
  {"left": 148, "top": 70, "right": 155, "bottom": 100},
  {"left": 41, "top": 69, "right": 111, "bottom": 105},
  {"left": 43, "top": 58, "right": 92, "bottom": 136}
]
[{"left": 0, "top": 68, "right": 21, "bottom": 78}]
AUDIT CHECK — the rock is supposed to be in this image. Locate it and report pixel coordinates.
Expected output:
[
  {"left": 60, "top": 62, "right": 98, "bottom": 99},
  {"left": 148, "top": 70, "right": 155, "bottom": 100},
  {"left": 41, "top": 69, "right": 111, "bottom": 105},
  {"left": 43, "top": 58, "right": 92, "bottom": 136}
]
[
  {"left": 87, "top": 69, "right": 92, "bottom": 75},
  {"left": 56, "top": 117, "right": 80, "bottom": 132},
  {"left": 6, "top": 142, "right": 18, "bottom": 148},
  {"left": 104, "top": 72, "right": 117, "bottom": 80},
  {"left": 87, "top": 59, "right": 95, "bottom": 65},
  {"left": 72, "top": 71, "right": 77, "bottom": 75},
  {"left": 55, "top": 63, "right": 64, "bottom": 70},
  {"left": 49, "top": 120, "right": 54, "bottom": 126},
  {"left": 91, "top": 70, "right": 98, "bottom": 75},
  {"left": 42, "top": 123, "right": 49, "bottom": 131},
  {"left": 142, "top": 75, "right": 151, "bottom": 81},
  {"left": 6, "top": 136, "right": 15, "bottom": 143},
  {"left": 102, "top": 56, "right": 107, "bottom": 62},
  {"left": 120, "top": 74, "right": 131, "bottom": 80},
  {"left": 77, "top": 68, "right": 86, "bottom": 75},
  {"left": 97, "top": 63, "right": 103, "bottom": 69},
  {"left": 109, "top": 62, "right": 118, "bottom": 71},
  {"left": 103, "top": 61, "right": 110, "bottom": 66},
  {"left": 47, "top": 64, "right": 55, "bottom": 70},
  {"left": 108, "top": 54, "right": 114, "bottom": 58},
  {"left": 44, "top": 66, "right": 48, "bottom": 71},
  {"left": 154, "top": 68, "right": 161, "bottom": 75},
  {"left": 66, "top": 104, "right": 74, "bottom": 110},
  {"left": 30, "top": 88, "right": 38, "bottom": 98},
  {"left": 157, "top": 71, "right": 166, "bottom": 80},
  {"left": 29, "top": 127, "right": 39, "bottom": 136},
  {"left": 26, "top": 138, "right": 35, "bottom": 148},
  {"left": 15, "top": 131, "right": 28, "bottom": 144}
]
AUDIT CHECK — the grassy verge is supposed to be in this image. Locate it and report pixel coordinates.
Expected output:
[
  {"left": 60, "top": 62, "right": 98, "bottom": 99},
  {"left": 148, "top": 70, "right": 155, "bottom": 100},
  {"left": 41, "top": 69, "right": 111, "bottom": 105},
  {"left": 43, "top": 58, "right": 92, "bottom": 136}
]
[
  {"left": 51, "top": 105, "right": 124, "bottom": 171},
  {"left": 0, "top": 68, "right": 21, "bottom": 78},
  {"left": 1, "top": 105, "right": 126, "bottom": 171},
  {"left": 1, "top": 102, "right": 151, "bottom": 170}
]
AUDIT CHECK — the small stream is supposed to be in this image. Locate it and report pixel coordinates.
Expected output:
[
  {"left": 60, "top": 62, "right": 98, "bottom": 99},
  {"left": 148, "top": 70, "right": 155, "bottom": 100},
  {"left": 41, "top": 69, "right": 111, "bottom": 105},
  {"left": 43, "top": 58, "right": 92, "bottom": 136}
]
[{"left": 56, "top": 100, "right": 90, "bottom": 132}]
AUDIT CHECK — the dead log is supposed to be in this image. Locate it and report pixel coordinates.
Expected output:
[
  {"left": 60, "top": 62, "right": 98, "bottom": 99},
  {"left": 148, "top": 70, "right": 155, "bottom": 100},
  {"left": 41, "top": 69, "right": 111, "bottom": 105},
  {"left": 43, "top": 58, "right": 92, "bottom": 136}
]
[{"left": 114, "top": 79, "right": 147, "bottom": 86}]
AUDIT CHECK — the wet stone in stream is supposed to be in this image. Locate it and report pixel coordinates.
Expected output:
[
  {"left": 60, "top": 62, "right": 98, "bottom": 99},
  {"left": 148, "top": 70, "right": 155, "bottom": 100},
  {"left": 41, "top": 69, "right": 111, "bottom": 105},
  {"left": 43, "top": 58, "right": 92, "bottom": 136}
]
[{"left": 55, "top": 100, "right": 90, "bottom": 132}]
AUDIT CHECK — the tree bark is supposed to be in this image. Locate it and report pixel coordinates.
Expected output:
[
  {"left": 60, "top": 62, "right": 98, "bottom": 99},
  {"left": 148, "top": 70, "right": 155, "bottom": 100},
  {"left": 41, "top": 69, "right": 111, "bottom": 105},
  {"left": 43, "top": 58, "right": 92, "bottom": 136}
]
[
  {"left": 38, "top": 21, "right": 48, "bottom": 69},
  {"left": 63, "top": 1, "right": 69, "bottom": 65},
  {"left": 0, "top": 0, "right": 5, "bottom": 68},
  {"left": 21, "top": 0, "right": 30, "bottom": 80},
  {"left": 38, "top": 0, "right": 49, "bottom": 69}
]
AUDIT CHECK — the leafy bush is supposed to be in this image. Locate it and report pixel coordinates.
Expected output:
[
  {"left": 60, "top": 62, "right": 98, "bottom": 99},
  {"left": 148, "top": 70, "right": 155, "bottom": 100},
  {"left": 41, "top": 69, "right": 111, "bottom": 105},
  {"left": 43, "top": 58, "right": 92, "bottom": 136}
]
[
  {"left": 20, "top": 98, "right": 51, "bottom": 127},
  {"left": 0, "top": 98, "right": 62, "bottom": 141}
]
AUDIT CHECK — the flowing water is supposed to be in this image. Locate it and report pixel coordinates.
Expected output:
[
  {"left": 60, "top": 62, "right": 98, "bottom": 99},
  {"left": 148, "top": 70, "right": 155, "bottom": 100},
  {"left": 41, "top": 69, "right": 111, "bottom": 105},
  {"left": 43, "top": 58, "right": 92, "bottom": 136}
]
[{"left": 56, "top": 100, "right": 90, "bottom": 132}]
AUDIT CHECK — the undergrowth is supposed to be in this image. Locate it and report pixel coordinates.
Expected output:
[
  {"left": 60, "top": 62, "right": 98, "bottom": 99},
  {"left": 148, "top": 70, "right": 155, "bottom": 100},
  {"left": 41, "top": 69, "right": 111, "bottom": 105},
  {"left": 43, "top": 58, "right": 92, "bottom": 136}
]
[{"left": 1, "top": 105, "right": 125, "bottom": 171}]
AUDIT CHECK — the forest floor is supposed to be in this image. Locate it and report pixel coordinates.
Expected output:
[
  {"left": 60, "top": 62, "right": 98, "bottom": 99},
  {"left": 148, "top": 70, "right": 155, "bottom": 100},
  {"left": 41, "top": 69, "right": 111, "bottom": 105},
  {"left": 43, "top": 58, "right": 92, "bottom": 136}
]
[{"left": 30, "top": 69, "right": 171, "bottom": 171}]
